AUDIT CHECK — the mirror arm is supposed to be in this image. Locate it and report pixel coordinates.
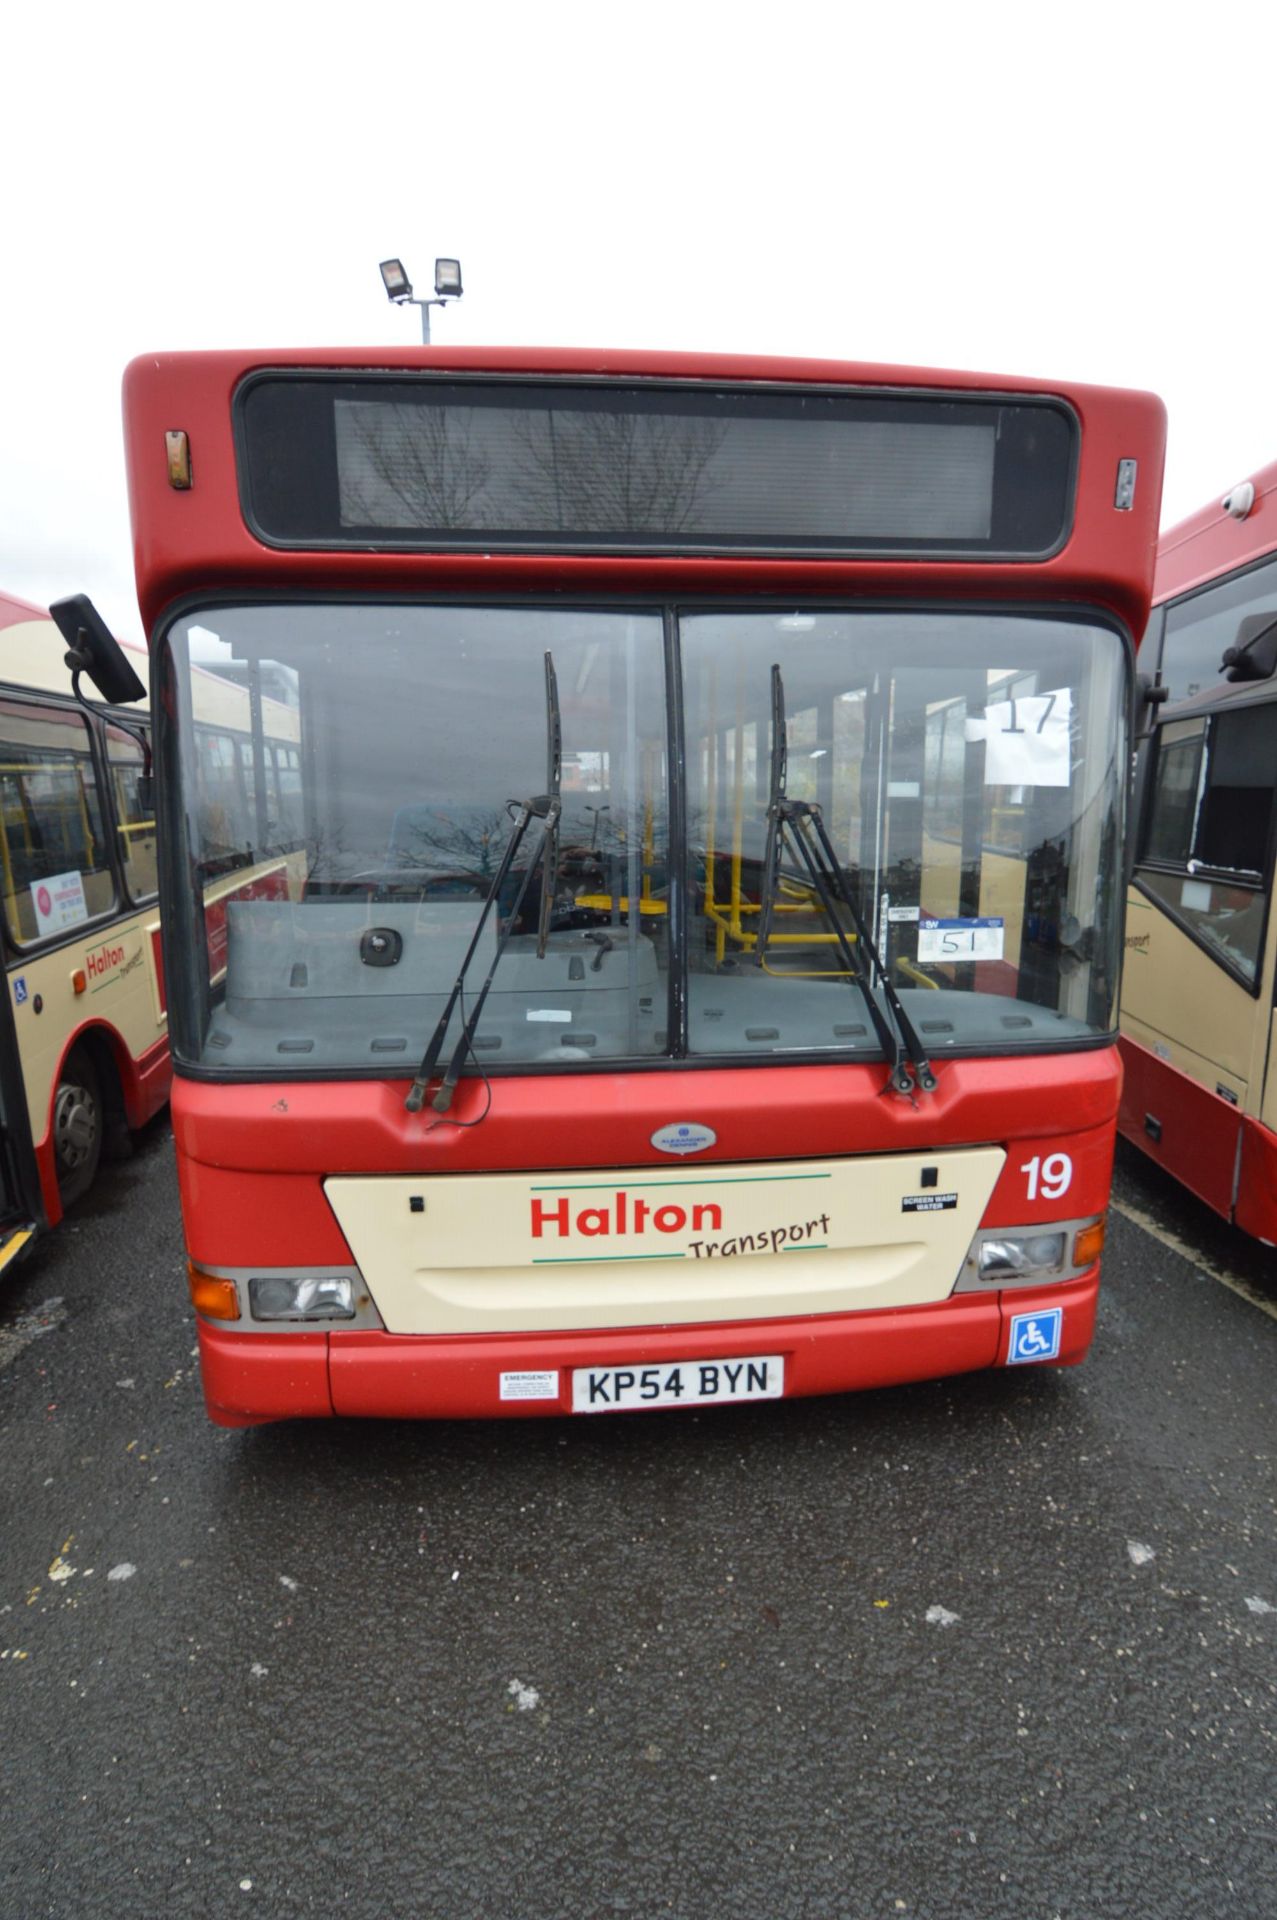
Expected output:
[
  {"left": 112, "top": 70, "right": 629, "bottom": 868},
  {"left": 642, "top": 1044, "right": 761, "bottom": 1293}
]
[{"left": 1134, "top": 672, "right": 1169, "bottom": 742}]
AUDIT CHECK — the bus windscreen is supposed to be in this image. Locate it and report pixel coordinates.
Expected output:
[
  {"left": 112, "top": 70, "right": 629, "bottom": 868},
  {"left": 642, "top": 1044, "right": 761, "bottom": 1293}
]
[{"left": 235, "top": 376, "right": 1076, "bottom": 559}]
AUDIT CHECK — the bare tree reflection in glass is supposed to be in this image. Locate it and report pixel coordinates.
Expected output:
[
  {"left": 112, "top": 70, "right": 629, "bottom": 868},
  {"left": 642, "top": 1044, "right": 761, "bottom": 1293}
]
[
  {"left": 512, "top": 409, "right": 728, "bottom": 533},
  {"left": 341, "top": 403, "right": 492, "bottom": 529}
]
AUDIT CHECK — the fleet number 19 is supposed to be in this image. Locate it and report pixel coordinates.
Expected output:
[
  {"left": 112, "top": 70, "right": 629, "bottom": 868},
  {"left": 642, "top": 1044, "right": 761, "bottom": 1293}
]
[{"left": 1020, "top": 1153, "right": 1073, "bottom": 1201}]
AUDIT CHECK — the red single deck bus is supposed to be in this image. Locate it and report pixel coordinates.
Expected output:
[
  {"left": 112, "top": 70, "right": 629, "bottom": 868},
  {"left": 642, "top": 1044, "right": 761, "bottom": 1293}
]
[
  {"left": 116, "top": 347, "right": 1165, "bottom": 1425},
  {"left": 1120, "top": 462, "right": 1277, "bottom": 1240}
]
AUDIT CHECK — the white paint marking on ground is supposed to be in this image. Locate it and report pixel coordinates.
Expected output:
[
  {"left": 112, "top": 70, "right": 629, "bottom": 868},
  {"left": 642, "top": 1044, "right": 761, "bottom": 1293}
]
[
  {"left": 106, "top": 1563, "right": 137, "bottom": 1583},
  {"left": 1127, "top": 1540, "right": 1156, "bottom": 1567},
  {"left": 1245, "top": 1596, "right": 1274, "bottom": 1616},
  {"left": 507, "top": 1678, "right": 540, "bottom": 1711},
  {"left": 278, "top": 1575, "right": 298, "bottom": 1592},
  {"left": 925, "top": 1604, "right": 960, "bottom": 1627},
  {"left": 1110, "top": 1196, "right": 1277, "bottom": 1323}
]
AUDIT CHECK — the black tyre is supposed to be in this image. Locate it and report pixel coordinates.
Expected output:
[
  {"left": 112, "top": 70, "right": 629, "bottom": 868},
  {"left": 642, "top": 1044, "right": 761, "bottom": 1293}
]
[{"left": 53, "top": 1047, "right": 103, "bottom": 1208}]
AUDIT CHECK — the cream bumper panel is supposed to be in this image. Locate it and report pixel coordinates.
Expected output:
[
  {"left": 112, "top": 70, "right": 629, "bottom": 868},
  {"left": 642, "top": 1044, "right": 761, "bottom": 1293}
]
[{"left": 324, "top": 1149, "right": 1007, "bottom": 1337}]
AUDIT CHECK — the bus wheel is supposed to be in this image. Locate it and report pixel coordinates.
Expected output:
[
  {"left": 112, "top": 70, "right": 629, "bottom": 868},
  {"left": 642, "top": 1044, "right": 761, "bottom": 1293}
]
[{"left": 53, "top": 1049, "right": 103, "bottom": 1207}]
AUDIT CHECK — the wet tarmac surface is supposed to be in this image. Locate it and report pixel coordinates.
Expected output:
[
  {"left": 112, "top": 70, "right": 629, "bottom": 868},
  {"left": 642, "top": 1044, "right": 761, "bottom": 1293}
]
[{"left": 1, "top": 1120, "right": 1274, "bottom": 1918}]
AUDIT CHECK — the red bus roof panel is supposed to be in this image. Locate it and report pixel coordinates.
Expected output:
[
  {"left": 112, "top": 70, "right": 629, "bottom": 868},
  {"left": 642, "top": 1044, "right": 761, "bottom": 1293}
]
[
  {"left": 123, "top": 346, "right": 1166, "bottom": 639},
  {"left": 1156, "top": 458, "right": 1277, "bottom": 603}
]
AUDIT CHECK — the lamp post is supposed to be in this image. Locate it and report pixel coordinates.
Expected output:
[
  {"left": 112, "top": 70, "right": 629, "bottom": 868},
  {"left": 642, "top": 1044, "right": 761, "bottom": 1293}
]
[{"left": 378, "top": 256, "right": 463, "bottom": 343}]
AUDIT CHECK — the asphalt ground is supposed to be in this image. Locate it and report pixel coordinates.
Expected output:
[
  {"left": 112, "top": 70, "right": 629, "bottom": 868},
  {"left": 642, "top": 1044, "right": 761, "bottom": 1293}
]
[{"left": 1, "top": 1117, "right": 1273, "bottom": 1920}]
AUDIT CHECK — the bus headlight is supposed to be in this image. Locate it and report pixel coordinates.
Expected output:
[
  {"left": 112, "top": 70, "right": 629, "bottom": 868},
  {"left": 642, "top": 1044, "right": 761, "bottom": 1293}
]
[
  {"left": 249, "top": 1275, "right": 357, "bottom": 1321},
  {"left": 955, "top": 1215, "right": 1105, "bottom": 1292},
  {"left": 977, "top": 1232, "right": 1067, "bottom": 1279}
]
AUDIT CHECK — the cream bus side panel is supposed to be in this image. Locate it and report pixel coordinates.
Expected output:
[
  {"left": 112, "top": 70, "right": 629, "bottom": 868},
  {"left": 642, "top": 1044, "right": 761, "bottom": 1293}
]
[
  {"left": 1121, "top": 889, "right": 1265, "bottom": 1106},
  {"left": 8, "top": 912, "right": 167, "bottom": 1140},
  {"left": 1255, "top": 900, "right": 1277, "bottom": 1135}
]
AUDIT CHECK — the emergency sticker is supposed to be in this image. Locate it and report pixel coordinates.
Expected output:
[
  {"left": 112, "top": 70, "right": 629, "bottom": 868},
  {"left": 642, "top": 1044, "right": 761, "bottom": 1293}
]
[{"left": 499, "top": 1370, "right": 561, "bottom": 1401}]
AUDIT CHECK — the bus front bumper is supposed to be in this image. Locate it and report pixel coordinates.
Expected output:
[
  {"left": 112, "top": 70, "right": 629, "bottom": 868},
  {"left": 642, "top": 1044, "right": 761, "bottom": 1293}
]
[{"left": 193, "top": 1272, "right": 1099, "bottom": 1426}]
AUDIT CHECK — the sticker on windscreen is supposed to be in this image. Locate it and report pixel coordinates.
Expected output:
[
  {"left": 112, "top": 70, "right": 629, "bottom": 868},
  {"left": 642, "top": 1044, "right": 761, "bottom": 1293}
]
[
  {"left": 651, "top": 1123, "right": 717, "bottom": 1156},
  {"left": 917, "top": 917, "right": 1004, "bottom": 962}
]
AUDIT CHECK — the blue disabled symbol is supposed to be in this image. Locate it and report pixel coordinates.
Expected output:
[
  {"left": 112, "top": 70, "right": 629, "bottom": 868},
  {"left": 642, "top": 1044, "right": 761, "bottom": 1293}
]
[{"left": 1008, "top": 1307, "right": 1062, "bottom": 1365}]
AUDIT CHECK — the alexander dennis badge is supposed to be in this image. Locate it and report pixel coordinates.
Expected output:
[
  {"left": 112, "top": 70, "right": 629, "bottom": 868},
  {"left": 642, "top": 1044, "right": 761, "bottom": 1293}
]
[{"left": 651, "top": 1123, "right": 716, "bottom": 1156}]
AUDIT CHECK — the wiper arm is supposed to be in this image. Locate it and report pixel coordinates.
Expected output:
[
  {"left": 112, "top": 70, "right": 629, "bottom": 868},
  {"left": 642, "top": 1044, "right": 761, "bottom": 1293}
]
[
  {"left": 535, "top": 653, "right": 562, "bottom": 959},
  {"left": 756, "top": 663, "right": 936, "bottom": 1097},
  {"left": 406, "top": 652, "right": 562, "bottom": 1116}
]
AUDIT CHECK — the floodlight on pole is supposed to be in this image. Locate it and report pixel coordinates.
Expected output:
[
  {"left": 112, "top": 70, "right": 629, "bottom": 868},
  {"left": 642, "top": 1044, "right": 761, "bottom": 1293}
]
[
  {"left": 378, "top": 253, "right": 463, "bottom": 343},
  {"left": 379, "top": 258, "right": 413, "bottom": 301}
]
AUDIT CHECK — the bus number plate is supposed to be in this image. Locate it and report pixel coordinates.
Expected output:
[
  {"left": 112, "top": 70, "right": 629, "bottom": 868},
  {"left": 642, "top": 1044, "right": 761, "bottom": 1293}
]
[{"left": 572, "top": 1354, "right": 784, "bottom": 1413}]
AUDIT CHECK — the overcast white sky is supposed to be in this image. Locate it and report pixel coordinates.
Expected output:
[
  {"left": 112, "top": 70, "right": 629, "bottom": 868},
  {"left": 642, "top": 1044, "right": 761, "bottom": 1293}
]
[{"left": 4, "top": 2, "right": 1274, "bottom": 640}]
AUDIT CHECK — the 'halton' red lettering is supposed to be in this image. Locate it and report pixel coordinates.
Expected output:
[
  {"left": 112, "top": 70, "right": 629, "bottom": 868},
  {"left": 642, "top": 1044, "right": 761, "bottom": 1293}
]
[
  {"left": 86, "top": 943, "right": 126, "bottom": 979},
  {"left": 528, "top": 1193, "right": 723, "bottom": 1240}
]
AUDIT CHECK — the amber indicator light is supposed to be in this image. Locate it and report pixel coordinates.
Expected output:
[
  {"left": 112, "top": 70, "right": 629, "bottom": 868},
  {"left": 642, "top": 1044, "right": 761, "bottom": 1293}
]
[
  {"left": 187, "top": 1262, "right": 240, "bottom": 1320},
  {"left": 71, "top": 969, "right": 87, "bottom": 996},
  {"left": 1072, "top": 1219, "right": 1107, "bottom": 1269}
]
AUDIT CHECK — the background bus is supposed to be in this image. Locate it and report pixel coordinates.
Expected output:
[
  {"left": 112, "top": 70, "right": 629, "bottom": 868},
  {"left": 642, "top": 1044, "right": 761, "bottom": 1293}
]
[
  {"left": 0, "top": 591, "right": 302, "bottom": 1272},
  {"left": 1119, "top": 461, "right": 1277, "bottom": 1242},
  {"left": 118, "top": 346, "right": 1165, "bottom": 1425},
  {"left": 0, "top": 590, "right": 165, "bottom": 1255}
]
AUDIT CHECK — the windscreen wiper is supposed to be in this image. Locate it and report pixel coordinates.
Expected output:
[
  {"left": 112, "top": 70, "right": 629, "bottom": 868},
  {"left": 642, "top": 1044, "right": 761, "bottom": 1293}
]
[
  {"left": 756, "top": 663, "right": 936, "bottom": 1097},
  {"left": 406, "top": 653, "right": 562, "bottom": 1115},
  {"left": 535, "top": 651, "right": 563, "bottom": 959}
]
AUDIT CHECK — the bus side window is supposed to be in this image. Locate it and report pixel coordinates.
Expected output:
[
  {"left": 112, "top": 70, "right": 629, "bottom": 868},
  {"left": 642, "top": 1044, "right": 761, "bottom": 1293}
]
[
  {"left": 275, "top": 744, "right": 304, "bottom": 843},
  {"left": 1135, "top": 708, "right": 1272, "bottom": 986},
  {"left": 0, "top": 700, "right": 116, "bottom": 944},
  {"left": 107, "top": 722, "right": 158, "bottom": 902},
  {"left": 1160, "top": 552, "right": 1277, "bottom": 705},
  {"left": 196, "top": 726, "right": 250, "bottom": 863}
]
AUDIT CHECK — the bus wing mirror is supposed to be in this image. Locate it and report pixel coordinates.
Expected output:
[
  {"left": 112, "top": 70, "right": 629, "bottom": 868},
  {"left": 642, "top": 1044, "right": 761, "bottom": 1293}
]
[
  {"left": 49, "top": 594, "right": 146, "bottom": 705},
  {"left": 1222, "top": 612, "right": 1277, "bottom": 683},
  {"left": 1133, "top": 672, "right": 1168, "bottom": 741}
]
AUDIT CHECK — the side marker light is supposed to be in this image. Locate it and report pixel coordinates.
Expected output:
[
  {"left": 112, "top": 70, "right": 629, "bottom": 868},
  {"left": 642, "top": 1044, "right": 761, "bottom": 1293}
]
[{"left": 165, "top": 430, "right": 192, "bottom": 490}]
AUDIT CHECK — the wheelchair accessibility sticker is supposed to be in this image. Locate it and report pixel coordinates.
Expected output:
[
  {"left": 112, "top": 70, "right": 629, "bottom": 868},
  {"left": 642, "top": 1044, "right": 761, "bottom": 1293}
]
[{"left": 1007, "top": 1307, "right": 1063, "bottom": 1365}]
